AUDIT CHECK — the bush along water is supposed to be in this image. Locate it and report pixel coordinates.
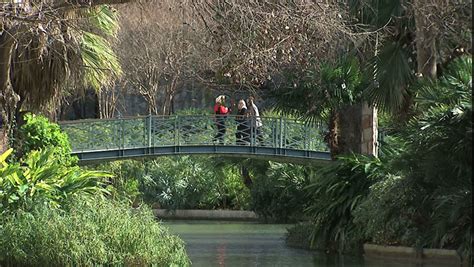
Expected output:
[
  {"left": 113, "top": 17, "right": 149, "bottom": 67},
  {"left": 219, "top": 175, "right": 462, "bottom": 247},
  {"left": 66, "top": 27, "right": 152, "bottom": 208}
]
[
  {"left": 0, "top": 113, "right": 191, "bottom": 266},
  {"left": 297, "top": 154, "right": 387, "bottom": 253},
  {"left": 0, "top": 148, "right": 110, "bottom": 213},
  {"left": 250, "top": 161, "right": 311, "bottom": 223},
  {"left": 354, "top": 56, "right": 472, "bottom": 259},
  {"left": 97, "top": 156, "right": 251, "bottom": 210},
  {"left": 0, "top": 196, "right": 189, "bottom": 266},
  {"left": 286, "top": 56, "right": 472, "bottom": 260}
]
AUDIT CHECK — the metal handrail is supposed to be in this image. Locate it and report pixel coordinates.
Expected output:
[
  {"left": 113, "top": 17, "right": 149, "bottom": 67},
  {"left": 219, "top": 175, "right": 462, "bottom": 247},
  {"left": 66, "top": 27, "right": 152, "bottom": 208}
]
[{"left": 59, "top": 115, "right": 329, "bottom": 153}]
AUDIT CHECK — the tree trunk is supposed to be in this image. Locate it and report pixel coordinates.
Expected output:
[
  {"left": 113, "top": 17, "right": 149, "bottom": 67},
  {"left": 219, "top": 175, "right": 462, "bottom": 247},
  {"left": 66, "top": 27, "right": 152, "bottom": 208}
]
[
  {"left": 414, "top": 0, "right": 437, "bottom": 79},
  {"left": 0, "top": 32, "right": 15, "bottom": 98},
  {"left": 327, "top": 110, "right": 340, "bottom": 160},
  {"left": 0, "top": 126, "right": 7, "bottom": 154},
  {"left": 0, "top": 30, "right": 19, "bottom": 153},
  {"left": 163, "top": 75, "right": 179, "bottom": 115},
  {"left": 328, "top": 104, "right": 374, "bottom": 158},
  {"left": 339, "top": 104, "right": 362, "bottom": 155}
]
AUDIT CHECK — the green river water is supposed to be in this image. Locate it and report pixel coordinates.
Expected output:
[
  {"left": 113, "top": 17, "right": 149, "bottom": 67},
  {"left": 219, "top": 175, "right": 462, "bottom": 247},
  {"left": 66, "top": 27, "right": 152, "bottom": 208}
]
[{"left": 163, "top": 220, "right": 434, "bottom": 267}]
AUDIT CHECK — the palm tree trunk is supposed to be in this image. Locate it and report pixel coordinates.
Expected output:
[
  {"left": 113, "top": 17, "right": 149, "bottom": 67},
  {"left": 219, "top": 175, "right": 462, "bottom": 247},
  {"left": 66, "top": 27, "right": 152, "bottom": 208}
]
[
  {"left": 0, "top": 31, "right": 18, "bottom": 153},
  {"left": 328, "top": 110, "right": 340, "bottom": 160},
  {"left": 339, "top": 104, "right": 364, "bottom": 155},
  {"left": 414, "top": 0, "right": 437, "bottom": 79},
  {"left": 0, "top": 32, "right": 14, "bottom": 100}
]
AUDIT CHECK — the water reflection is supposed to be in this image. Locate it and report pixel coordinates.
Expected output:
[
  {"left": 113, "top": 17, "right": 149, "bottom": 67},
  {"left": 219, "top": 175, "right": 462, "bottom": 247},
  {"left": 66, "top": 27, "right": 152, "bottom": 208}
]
[{"left": 163, "top": 220, "right": 445, "bottom": 267}]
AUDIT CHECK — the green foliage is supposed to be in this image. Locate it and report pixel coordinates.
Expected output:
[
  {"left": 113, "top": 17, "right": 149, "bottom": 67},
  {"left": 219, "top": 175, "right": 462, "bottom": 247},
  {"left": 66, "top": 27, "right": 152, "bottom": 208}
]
[
  {"left": 286, "top": 222, "right": 314, "bottom": 249},
  {"left": 353, "top": 55, "right": 472, "bottom": 258},
  {"left": 250, "top": 162, "right": 310, "bottom": 223},
  {"left": 98, "top": 160, "right": 143, "bottom": 203},
  {"left": 364, "top": 41, "right": 414, "bottom": 112},
  {"left": 82, "top": 5, "right": 122, "bottom": 90},
  {"left": 19, "top": 113, "right": 77, "bottom": 165},
  {"left": 101, "top": 156, "right": 251, "bottom": 210},
  {"left": 273, "top": 56, "right": 364, "bottom": 123},
  {"left": 0, "top": 148, "right": 110, "bottom": 214},
  {"left": 413, "top": 55, "right": 472, "bottom": 112},
  {"left": 353, "top": 174, "right": 418, "bottom": 246},
  {"left": 347, "top": 0, "right": 416, "bottom": 113},
  {"left": 304, "top": 154, "right": 387, "bottom": 252},
  {"left": 390, "top": 56, "right": 472, "bottom": 256},
  {"left": 175, "top": 108, "right": 212, "bottom": 116},
  {"left": 0, "top": 197, "right": 190, "bottom": 266}
]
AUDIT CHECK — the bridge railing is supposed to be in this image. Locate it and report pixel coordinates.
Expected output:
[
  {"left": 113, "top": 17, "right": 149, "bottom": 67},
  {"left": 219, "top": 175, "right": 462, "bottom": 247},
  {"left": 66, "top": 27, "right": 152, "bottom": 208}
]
[{"left": 59, "top": 115, "right": 329, "bottom": 153}]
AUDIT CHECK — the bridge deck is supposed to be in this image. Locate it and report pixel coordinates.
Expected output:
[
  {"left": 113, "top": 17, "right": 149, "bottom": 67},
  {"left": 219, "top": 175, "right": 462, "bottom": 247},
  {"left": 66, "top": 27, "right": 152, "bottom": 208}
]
[{"left": 59, "top": 115, "right": 331, "bottom": 164}]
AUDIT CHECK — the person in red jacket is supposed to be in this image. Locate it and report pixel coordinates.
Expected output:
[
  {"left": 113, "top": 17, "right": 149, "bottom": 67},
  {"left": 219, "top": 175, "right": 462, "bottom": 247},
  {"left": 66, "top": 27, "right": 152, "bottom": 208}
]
[{"left": 213, "top": 95, "right": 232, "bottom": 144}]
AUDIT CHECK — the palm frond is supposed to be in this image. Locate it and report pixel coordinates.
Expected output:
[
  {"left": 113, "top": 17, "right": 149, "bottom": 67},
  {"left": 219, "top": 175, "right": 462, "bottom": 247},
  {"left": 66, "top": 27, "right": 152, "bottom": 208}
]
[
  {"left": 272, "top": 57, "right": 363, "bottom": 125},
  {"left": 81, "top": 31, "right": 122, "bottom": 90},
  {"left": 364, "top": 41, "right": 414, "bottom": 112},
  {"left": 414, "top": 55, "right": 472, "bottom": 111},
  {"left": 88, "top": 5, "right": 119, "bottom": 37}
]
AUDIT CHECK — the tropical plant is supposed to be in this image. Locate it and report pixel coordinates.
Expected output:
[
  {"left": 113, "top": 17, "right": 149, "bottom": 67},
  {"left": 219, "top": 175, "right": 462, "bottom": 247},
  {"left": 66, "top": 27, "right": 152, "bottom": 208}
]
[
  {"left": 99, "top": 156, "right": 251, "bottom": 210},
  {"left": 98, "top": 160, "right": 143, "bottom": 203},
  {"left": 348, "top": 0, "right": 471, "bottom": 114},
  {"left": 390, "top": 55, "right": 472, "bottom": 257},
  {"left": 351, "top": 55, "right": 472, "bottom": 258},
  {"left": 0, "top": 4, "right": 123, "bottom": 150},
  {"left": 0, "top": 196, "right": 190, "bottom": 266},
  {"left": 18, "top": 113, "right": 77, "bottom": 165},
  {"left": 0, "top": 148, "right": 110, "bottom": 214},
  {"left": 304, "top": 153, "right": 387, "bottom": 252},
  {"left": 250, "top": 162, "right": 310, "bottom": 223},
  {"left": 353, "top": 173, "right": 418, "bottom": 246},
  {"left": 272, "top": 57, "right": 364, "bottom": 158},
  {"left": 82, "top": 6, "right": 122, "bottom": 91}
]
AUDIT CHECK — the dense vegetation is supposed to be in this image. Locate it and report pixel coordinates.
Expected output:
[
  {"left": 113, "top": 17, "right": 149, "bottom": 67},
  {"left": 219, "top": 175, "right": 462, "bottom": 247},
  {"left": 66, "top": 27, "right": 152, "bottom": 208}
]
[
  {"left": 285, "top": 56, "right": 472, "bottom": 260},
  {"left": 1, "top": 0, "right": 471, "bottom": 265},
  {"left": 99, "top": 156, "right": 251, "bottom": 210},
  {"left": 0, "top": 197, "right": 188, "bottom": 266},
  {"left": 96, "top": 156, "right": 310, "bottom": 223},
  {"left": 0, "top": 117, "right": 190, "bottom": 266}
]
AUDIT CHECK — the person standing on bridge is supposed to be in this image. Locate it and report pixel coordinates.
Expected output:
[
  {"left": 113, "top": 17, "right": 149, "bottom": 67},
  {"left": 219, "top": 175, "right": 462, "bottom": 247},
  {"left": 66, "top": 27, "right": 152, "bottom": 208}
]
[
  {"left": 247, "top": 96, "right": 263, "bottom": 145},
  {"left": 213, "top": 95, "right": 232, "bottom": 144},
  {"left": 235, "top": 99, "right": 250, "bottom": 145}
]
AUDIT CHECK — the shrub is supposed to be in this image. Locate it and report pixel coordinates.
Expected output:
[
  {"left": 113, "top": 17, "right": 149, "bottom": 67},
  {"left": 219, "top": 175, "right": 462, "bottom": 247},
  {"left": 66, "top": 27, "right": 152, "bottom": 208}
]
[
  {"left": 250, "top": 162, "right": 310, "bottom": 223},
  {"left": 97, "top": 160, "right": 143, "bottom": 203},
  {"left": 0, "top": 197, "right": 190, "bottom": 266},
  {"left": 375, "top": 55, "right": 472, "bottom": 257},
  {"left": 304, "top": 154, "right": 387, "bottom": 253},
  {"left": 0, "top": 148, "right": 110, "bottom": 214},
  {"left": 285, "top": 222, "right": 315, "bottom": 249},
  {"left": 352, "top": 55, "right": 472, "bottom": 259},
  {"left": 19, "top": 113, "right": 77, "bottom": 165},
  {"left": 99, "top": 156, "right": 251, "bottom": 210},
  {"left": 353, "top": 174, "right": 419, "bottom": 246}
]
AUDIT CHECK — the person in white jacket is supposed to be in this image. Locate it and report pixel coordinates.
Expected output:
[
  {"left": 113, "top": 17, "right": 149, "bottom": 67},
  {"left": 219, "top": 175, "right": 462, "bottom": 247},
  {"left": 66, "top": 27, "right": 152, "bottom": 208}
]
[{"left": 247, "top": 96, "right": 263, "bottom": 145}]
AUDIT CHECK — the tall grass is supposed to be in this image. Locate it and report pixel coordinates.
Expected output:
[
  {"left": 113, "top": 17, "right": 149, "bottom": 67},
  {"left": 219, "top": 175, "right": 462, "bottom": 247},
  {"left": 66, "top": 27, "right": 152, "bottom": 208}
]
[{"left": 0, "top": 197, "right": 190, "bottom": 266}]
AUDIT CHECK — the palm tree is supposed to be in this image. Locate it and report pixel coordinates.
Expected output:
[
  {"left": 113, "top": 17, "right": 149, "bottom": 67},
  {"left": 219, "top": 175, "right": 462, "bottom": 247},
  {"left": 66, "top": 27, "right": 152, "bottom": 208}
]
[
  {"left": 348, "top": 0, "right": 471, "bottom": 115},
  {"left": 0, "top": 2, "right": 124, "bottom": 152},
  {"left": 273, "top": 57, "right": 363, "bottom": 159},
  {"left": 391, "top": 55, "right": 472, "bottom": 259}
]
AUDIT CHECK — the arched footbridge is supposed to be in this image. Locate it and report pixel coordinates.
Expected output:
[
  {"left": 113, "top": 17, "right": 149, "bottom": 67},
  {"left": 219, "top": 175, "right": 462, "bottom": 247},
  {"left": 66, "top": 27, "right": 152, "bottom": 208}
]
[{"left": 59, "top": 115, "right": 332, "bottom": 165}]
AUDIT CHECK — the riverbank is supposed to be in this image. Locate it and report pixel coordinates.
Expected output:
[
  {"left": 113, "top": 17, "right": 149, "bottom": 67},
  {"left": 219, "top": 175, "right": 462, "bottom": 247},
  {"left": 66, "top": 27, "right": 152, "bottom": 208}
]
[
  {"left": 285, "top": 223, "right": 469, "bottom": 267},
  {"left": 153, "top": 209, "right": 258, "bottom": 221},
  {"left": 364, "top": 244, "right": 470, "bottom": 267}
]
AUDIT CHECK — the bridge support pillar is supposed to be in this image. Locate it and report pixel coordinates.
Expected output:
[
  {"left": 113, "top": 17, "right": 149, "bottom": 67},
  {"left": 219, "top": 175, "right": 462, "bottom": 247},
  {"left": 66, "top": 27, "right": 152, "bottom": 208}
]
[{"left": 360, "top": 102, "right": 378, "bottom": 156}]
